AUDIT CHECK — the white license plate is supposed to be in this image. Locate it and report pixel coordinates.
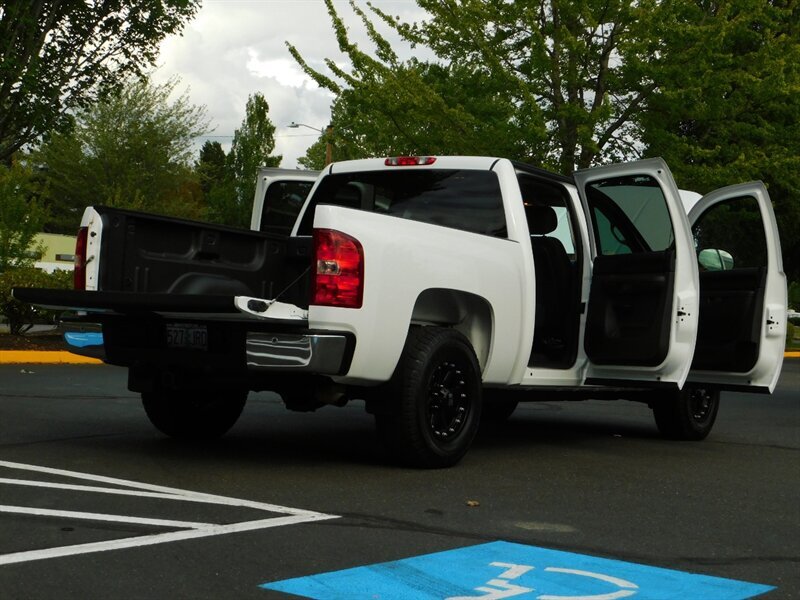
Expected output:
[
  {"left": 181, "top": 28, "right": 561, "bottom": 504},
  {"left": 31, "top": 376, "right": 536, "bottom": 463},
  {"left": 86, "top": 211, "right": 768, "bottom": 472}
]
[{"left": 165, "top": 323, "right": 208, "bottom": 350}]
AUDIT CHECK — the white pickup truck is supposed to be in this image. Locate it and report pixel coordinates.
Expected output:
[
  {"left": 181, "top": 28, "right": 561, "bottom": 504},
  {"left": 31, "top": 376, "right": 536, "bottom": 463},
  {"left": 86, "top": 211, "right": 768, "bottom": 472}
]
[{"left": 15, "top": 156, "right": 787, "bottom": 467}]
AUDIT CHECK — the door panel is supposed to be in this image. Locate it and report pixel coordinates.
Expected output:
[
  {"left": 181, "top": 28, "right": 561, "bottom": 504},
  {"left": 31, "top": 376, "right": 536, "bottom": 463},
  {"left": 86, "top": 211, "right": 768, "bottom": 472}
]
[
  {"left": 687, "top": 182, "right": 786, "bottom": 392},
  {"left": 574, "top": 158, "right": 699, "bottom": 387},
  {"left": 692, "top": 268, "right": 765, "bottom": 372},
  {"left": 585, "top": 251, "right": 674, "bottom": 366}
]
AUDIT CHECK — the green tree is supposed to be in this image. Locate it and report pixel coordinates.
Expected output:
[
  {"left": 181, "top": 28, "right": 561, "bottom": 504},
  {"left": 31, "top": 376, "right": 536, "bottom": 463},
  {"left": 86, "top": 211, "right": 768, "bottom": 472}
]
[
  {"left": 196, "top": 140, "right": 227, "bottom": 196},
  {"left": 35, "top": 76, "right": 209, "bottom": 231},
  {"left": 210, "top": 92, "right": 281, "bottom": 228},
  {"left": 0, "top": 0, "right": 200, "bottom": 164},
  {"left": 641, "top": 0, "right": 800, "bottom": 281},
  {"left": 289, "top": 0, "right": 665, "bottom": 172},
  {"left": 296, "top": 62, "right": 523, "bottom": 170},
  {"left": 0, "top": 158, "right": 47, "bottom": 272}
]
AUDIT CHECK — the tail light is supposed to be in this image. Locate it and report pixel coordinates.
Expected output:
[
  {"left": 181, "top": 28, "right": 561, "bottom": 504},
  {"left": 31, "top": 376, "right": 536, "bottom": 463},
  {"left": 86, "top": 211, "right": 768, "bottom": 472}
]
[
  {"left": 312, "top": 229, "right": 364, "bottom": 308},
  {"left": 74, "top": 226, "right": 88, "bottom": 290}
]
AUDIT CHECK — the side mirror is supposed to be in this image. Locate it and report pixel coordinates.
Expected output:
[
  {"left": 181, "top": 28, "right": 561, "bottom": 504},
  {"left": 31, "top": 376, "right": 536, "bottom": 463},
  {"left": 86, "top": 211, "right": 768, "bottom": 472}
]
[{"left": 698, "top": 248, "right": 734, "bottom": 271}]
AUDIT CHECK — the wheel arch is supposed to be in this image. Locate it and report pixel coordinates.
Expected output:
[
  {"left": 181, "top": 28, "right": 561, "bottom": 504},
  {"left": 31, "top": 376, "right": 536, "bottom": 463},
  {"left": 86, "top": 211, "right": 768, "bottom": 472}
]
[{"left": 410, "top": 288, "right": 493, "bottom": 372}]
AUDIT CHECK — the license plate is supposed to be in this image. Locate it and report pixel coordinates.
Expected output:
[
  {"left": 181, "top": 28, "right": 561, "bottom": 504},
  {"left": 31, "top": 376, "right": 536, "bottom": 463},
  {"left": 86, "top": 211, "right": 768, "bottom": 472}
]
[{"left": 165, "top": 323, "right": 208, "bottom": 350}]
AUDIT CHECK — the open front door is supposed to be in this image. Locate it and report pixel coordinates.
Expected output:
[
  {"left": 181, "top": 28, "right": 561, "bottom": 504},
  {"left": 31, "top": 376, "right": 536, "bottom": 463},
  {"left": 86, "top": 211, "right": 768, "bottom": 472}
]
[
  {"left": 574, "top": 158, "right": 699, "bottom": 387},
  {"left": 687, "top": 182, "right": 786, "bottom": 392}
]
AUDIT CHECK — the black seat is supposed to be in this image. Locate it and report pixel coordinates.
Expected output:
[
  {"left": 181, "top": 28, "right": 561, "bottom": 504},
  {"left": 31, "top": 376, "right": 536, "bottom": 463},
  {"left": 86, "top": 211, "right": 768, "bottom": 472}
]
[{"left": 526, "top": 204, "right": 574, "bottom": 364}]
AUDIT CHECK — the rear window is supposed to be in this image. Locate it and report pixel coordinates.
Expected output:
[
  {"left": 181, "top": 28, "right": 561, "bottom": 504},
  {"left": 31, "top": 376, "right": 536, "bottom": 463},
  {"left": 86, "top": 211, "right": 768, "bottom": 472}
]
[{"left": 297, "top": 169, "right": 506, "bottom": 237}]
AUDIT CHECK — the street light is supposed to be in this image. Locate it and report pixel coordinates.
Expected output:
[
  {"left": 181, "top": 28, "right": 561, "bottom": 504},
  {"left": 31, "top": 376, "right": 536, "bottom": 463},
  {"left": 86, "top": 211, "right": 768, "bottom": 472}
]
[
  {"left": 288, "top": 121, "right": 322, "bottom": 133},
  {"left": 288, "top": 122, "right": 333, "bottom": 166}
]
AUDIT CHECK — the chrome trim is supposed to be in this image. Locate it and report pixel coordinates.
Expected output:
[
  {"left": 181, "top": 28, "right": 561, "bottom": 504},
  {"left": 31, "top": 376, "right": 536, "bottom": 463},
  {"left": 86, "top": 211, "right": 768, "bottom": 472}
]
[{"left": 246, "top": 333, "right": 347, "bottom": 374}]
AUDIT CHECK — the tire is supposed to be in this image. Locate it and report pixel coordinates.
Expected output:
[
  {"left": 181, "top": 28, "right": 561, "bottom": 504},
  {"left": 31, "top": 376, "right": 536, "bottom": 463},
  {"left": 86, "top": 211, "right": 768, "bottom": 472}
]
[
  {"left": 280, "top": 391, "right": 323, "bottom": 413},
  {"left": 376, "top": 327, "right": 482, "bottom": 468},
  {"left": 141, "top": 389, "right": 247, "bottom": 440},
  {"left": 481, "top": 390, "right": 519, "bottom": 424},
  {"left": 652, "top": 385, "right": 719, "bottom": 441}
]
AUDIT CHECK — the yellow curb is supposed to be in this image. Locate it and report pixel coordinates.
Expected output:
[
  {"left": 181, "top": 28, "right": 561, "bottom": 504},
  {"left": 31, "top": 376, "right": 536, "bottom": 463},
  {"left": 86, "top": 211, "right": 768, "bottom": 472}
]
[
  {"left": 1, "top": 349, "right": 798, "bottom": 363},
  {"left": 0, "top": 350, "right": 102, "bottom": 364}
]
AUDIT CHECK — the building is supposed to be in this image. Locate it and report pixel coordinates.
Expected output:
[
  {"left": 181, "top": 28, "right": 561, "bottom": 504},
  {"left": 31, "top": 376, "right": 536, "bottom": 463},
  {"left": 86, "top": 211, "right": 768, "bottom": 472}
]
[{"left": 32, "top": 233, "right": 76, "bottom": 273}]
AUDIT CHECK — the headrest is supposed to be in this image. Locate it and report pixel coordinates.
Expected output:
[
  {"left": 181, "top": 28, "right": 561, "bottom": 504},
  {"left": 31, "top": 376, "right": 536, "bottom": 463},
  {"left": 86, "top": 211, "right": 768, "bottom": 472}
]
[{"left": 526, "top": 204, "right": 558, "bottom": 235}]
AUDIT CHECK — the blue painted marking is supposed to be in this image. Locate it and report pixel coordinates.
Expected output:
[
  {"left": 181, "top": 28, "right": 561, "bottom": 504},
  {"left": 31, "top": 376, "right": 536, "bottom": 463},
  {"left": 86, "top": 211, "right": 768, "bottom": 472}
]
[
  {"left": 64, "top": 332, "right": 103, "bottom": 348},
  {"left": 261, "top": 541, "right": 774, "bottom": 599}
]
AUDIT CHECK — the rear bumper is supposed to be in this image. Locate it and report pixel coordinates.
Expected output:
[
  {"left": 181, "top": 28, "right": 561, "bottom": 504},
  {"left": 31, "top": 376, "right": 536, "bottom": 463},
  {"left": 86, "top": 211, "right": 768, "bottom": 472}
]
[
  {"left": 246, "top": 333, "right": 350, "bottom": 374},
  {"left": 61, "top": 317, "right": 354, "bottom": 377}
]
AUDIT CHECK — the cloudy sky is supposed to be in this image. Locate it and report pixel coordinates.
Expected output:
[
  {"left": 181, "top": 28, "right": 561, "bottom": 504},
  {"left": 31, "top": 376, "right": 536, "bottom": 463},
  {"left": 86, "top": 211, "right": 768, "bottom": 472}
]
[{"left": 152, "top": 0, "right": 431, "bottom": 168}]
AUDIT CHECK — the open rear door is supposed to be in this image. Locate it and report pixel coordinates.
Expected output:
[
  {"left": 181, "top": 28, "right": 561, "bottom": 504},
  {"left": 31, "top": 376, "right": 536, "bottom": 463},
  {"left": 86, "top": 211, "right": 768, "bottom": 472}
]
[
  {"left": 574, "top": 158, "right": 699, "bottom": 388},
  {"left": 250, "top": 169, "right": 319, "bottom": 234},
  {"left": 687, "top": 182, "right": 786, "bottom": 392}
]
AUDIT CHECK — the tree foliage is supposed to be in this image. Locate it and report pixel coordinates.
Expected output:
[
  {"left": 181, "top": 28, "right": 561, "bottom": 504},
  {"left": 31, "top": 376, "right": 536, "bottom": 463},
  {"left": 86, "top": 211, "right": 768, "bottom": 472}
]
[
  {"left": 208, "top": 92, "right": 281, "bottom": 228},
  {"left": 641, "top": 0, "right": 800, "bottom": 280},
  {"left": 289, "top": 0, "right": 666, "bottom": 172},
  {"left": 0, "top": 158, "right": 47, "bottom": 272},
  {"left": 0, "top": 267, "right": 70, "bottom": 335},
  {"left": 196, "top": 140, "right": 227, "bottom": 196},
  {"left": 35, "top": 76, "right": 209, "bottom": 231},
  {"left": 0, "top": 0, "right": 200, "bottom": 164},
  {"left": 296, "top": 61, "right": 524, "bottom": 170}
]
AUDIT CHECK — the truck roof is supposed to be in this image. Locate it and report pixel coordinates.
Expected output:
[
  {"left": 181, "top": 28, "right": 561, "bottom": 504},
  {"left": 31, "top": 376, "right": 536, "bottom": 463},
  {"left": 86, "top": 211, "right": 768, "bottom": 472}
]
[{"left": 256, "top": 166, "right": 319, "bottom": 179}]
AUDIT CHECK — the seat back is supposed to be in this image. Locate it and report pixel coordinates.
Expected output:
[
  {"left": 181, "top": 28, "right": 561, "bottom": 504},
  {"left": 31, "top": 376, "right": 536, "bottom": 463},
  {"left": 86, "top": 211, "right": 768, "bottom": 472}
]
[{"left": 526, "top": 205, "right": 574, "bottom": 362}]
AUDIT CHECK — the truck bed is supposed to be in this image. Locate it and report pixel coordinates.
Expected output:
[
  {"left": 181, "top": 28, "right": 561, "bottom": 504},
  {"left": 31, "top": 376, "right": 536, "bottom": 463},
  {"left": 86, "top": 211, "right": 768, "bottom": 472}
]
[{"left": 86, "top": 206, "right": 312, "bottom": 305}]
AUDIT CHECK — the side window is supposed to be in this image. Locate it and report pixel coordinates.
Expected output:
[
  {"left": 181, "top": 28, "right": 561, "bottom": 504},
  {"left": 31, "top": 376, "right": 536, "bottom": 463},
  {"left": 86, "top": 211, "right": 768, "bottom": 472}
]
[
  {"left": 586, "top": 175, "right": 673, "bottom": 255},
  {"left": 549, "top": 206, "right": 576, "bottom": 255},
  {"left": 517, "top": 174, "right": 578, "bottom": 258},
  {"left": 592, "top": 204, "right": 632, "bottom": 255},
  {"left": 692, "top": 196, "right": 766, "bottom": 271},
  {"left": 259, "top": 181, "right": 314, "bottom": 235}
]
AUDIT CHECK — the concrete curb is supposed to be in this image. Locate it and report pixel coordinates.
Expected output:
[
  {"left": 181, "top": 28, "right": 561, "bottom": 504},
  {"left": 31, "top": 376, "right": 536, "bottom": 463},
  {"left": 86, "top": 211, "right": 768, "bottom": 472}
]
[{"left": 0, "top": 350, "right": 798, "bottom": 364}]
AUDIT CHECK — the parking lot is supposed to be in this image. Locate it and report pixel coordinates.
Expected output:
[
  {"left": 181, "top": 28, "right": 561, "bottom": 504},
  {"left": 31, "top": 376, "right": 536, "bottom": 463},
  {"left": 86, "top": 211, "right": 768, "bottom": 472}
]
[{"left": 1, "top": 361, "right": 798, "bottom": 599}]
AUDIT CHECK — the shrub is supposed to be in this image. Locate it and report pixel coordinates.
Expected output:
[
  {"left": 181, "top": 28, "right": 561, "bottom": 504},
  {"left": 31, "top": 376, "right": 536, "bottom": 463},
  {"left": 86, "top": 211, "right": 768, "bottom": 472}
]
[
  {"left": 789, "top": 281, "right": 800, "bottom": 309},
  {"left": 0, "top": 268, "right": 72, "bottom": 335},
  {"left": 787, "top": 322, "right": 797, "bottom": 349}
]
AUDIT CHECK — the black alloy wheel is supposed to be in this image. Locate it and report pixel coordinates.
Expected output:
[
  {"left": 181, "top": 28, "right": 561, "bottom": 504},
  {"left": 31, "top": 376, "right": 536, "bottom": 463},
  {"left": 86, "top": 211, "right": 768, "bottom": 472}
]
[
  {"left": 427, "top": 360, "right": 471, "bottom": 442},
  {"left": 376, "top": 327, "right": 482, "bottom": 468},
  {"left": 653, "top": 385, "right": 720, "bottom": 441}
]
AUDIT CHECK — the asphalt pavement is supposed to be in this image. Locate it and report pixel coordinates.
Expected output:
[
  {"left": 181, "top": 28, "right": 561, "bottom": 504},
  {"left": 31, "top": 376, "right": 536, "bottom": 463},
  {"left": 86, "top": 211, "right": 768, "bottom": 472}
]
[{"left": 0, "top": 360, "right": 798, "bottom": 599}]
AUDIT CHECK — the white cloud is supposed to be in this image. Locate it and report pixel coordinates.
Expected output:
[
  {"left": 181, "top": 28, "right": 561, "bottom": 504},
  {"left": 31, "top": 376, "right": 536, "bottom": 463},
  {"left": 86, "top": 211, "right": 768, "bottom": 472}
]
[
  {"left": 152, "top": 0, "right": 431, "bottom": 168},
  {"left": 246, "top": 51, "right": 318, "bottom": 89}
]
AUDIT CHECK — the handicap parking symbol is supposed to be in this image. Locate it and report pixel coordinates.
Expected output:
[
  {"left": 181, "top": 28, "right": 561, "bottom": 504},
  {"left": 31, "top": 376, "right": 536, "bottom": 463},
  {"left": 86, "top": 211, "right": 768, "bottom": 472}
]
[
  {"left": 446, "top": 560, "right": 638, "bottom": 600},
  {"left": 261, "top": 541, "right": 774, "bottom": 599}
]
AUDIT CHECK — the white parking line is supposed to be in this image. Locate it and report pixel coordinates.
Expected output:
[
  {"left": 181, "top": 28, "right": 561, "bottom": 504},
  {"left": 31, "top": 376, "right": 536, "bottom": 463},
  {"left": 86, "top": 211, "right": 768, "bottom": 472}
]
[
  {"left": 0, "top": 477, "right": 227, "bottom": 502},
  {"left": 0, "top": 460, "right": 340, "bottom": 566},
  {"left": 0, "top": 506, "right": 213, "bottom": 529}
]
